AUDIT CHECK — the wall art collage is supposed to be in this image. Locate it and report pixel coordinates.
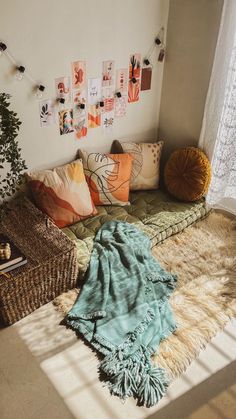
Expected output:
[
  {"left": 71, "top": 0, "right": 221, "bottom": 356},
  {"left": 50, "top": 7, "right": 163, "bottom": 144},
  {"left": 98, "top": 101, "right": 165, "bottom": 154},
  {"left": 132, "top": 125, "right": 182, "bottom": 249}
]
[{"left": 38, "top": 54, "right": 153, "bottom": 139}]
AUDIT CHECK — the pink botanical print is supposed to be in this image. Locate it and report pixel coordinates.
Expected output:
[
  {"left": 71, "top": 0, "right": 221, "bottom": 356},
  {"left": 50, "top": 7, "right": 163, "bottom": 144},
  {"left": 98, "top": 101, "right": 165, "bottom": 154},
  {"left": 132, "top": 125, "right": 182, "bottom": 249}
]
[{"left": 128, "top": 80, "right": 140, "bottom": 103}]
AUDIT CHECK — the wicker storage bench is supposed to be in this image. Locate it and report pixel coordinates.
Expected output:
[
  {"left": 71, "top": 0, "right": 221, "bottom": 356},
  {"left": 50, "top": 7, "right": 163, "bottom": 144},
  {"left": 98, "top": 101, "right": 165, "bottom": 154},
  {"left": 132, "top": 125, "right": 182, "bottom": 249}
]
[{"left": 0, "top": 198, "right": 79, "bottom": 326}]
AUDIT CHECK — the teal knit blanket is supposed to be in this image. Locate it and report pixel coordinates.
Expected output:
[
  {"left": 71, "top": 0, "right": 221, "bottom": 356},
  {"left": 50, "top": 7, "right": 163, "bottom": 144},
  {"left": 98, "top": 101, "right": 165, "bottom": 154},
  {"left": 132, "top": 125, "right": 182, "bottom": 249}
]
[{"left": 66, "top": 220, "right": 177, "bottom": 407}]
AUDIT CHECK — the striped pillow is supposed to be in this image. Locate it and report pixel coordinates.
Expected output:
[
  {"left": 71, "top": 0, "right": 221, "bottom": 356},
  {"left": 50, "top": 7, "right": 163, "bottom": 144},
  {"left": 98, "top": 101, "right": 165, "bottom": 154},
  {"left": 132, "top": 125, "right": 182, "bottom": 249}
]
[{"left": 27, "top": 159, "right": 97, "bottom": 227}]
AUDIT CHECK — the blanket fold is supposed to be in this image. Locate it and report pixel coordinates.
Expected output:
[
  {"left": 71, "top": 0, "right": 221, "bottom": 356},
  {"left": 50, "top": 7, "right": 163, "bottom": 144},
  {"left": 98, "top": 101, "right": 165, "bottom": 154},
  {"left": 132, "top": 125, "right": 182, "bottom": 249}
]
[{"left": 66, "top": 220, "right": 177, "bottom": 407}]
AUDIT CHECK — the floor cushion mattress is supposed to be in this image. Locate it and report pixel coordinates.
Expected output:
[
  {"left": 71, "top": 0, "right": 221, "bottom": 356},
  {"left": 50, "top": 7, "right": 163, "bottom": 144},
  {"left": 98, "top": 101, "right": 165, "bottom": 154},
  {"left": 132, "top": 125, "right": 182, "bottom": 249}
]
[{"left": 62, "top": 190, "right": 209, "bottom": 279}]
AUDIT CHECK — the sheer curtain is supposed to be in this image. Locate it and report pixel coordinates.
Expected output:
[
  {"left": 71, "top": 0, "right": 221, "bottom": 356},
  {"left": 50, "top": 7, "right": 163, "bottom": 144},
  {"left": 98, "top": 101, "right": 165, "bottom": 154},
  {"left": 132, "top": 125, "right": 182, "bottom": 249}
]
[{"left": 199, "top": 0, "right": 236, "bottom": 215}]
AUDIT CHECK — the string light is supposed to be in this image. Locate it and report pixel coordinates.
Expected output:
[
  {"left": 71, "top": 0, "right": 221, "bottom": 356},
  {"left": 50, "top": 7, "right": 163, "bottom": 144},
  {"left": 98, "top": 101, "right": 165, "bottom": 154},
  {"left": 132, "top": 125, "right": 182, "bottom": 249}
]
[
  {"left": 57, "top": 97, "right": 65, "bottom": 104},
  {"left": 15, "top": 65, "right": 25, "bottom": 81},
  {"left": 0, "top": 42, "right": 7, "bottom": 56},
  {"left": 143, "top": 27, "right": 166, "bottom": 66},
  {"left": 0, "top": 40, "right": 46, "bottom": 98},
  {"left": 35, "top": 85, "right": 45, "bottom": 99}
]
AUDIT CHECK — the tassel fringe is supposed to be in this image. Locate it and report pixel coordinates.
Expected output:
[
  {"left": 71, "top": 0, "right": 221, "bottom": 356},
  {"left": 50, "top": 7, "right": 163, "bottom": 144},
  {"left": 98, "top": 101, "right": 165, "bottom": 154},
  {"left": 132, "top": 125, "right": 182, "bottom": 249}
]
[{"left": 99, "top": 344, "right": 169, "bottom": 407}]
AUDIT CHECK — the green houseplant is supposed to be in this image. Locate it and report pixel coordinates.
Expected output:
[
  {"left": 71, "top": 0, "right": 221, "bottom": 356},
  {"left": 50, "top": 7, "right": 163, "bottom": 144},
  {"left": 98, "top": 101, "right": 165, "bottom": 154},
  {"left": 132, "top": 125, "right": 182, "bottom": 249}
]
[{"left": 0, "top": 93, "right": 27, "bottom": 218}]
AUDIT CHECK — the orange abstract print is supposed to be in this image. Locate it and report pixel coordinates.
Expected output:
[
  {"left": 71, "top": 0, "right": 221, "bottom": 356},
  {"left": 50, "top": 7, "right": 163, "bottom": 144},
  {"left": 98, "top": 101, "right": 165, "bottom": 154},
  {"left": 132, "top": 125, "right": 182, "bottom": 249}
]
[
  {"left": 88, "top": 105, "right": 101, "bottom": 128},
  {"left": 75, "top": 126, "right": 87, "bottom": 140},
  {"left": 27, "top": 160, "right": 97, "bottom": 227},
  {"left": 78, "top": 151, "right": 133, "bottom": 206}
]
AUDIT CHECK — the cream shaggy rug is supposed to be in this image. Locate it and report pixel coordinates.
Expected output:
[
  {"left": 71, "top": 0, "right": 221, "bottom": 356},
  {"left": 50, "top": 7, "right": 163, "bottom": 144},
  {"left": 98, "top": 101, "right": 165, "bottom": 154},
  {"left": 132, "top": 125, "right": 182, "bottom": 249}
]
[{"left": 54, "top": 212, "right": 236, "bottom": 380}]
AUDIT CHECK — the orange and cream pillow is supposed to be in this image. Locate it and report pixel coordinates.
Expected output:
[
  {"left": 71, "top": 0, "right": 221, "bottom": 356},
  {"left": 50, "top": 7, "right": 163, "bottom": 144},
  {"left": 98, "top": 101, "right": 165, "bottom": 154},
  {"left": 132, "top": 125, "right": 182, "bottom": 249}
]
[
  {"left": 78, "top": 150, "right": 133, "bottom": 206},
  {"left": 112, "top": 140, "right": 164, "bottom": 190},
  {"left": 26, "top": 159, "right": 97, "bottom": 228}
]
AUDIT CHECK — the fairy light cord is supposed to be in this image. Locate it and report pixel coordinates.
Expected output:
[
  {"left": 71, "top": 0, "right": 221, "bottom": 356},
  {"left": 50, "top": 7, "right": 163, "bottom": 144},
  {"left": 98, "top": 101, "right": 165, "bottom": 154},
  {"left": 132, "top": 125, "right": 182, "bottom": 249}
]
[
  {"left": 143, "top": 27, "right": 166, "bottom": 66},
  {"left": 0, "top": 41, "right": 45, "bottom": 96}
]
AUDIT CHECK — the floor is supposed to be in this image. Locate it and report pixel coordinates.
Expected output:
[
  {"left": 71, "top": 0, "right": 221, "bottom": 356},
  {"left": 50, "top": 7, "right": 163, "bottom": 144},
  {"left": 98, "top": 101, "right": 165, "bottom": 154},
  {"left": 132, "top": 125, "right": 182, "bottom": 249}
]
[{"left": 0, "top": 301, "right": 235, "bottom": 419}]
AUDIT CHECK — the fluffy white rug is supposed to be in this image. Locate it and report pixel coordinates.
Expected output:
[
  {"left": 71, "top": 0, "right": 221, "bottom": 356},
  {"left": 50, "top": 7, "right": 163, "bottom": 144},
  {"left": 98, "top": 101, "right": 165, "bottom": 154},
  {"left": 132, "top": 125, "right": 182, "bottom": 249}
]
[{"left": 54, "top": 212, "right": 236, "bottom": 379}]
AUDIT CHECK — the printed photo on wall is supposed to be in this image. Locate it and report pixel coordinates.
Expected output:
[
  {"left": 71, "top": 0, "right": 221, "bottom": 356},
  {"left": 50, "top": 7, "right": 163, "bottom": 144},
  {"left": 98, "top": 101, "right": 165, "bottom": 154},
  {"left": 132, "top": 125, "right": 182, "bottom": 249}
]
[
  {"left": 102, "top": 87, "right": 115, "bottom": 112},
  {"left": 128, "top": 53, "right": 141, "bottom": 103},
  {"left": 116, "top": 69, "right": 128, "bottom": 94},
  {"left": 141, "top": 67, "right": 152, "bottom": 91},
  {"left": 73, "top": 90, "right": 87, "bottom": 139},
  {"left": 128, "top": 79, "right": 140, "bottom": 103},
  {"left": 88, "top": 78, "right": 102, "bottom": 105},
  {"left": 39, "top": 99, "right": 56, "bottom": 127},
  {"left": 73, "top": 89, "right": 87, "bottom": 109},
  {"left": 59, "top": 109, "right": 74, "bottom": 135},
  {"left": 73, "top": 112, "right": 87, "bottom": 139},
  {"left": 102, "top": 111, "right": 114, "bottom": 133},
  {"left": 88, "top": 104, "right": 101, "bottom": 128},
  {"left": 114, "top": 96, "right": 127, "bottom": 118},
  {"left": 55, "top": 77, "right": 71, "bottom": 102},
  {"left": 71, "top": 61, "right": 86, "bottom": 90},
  {"left": 102, "top": 60, "right": 115, "bottom": 87},
  {"left": 129, "top": 53, "right": 141, "bottom": 80}
]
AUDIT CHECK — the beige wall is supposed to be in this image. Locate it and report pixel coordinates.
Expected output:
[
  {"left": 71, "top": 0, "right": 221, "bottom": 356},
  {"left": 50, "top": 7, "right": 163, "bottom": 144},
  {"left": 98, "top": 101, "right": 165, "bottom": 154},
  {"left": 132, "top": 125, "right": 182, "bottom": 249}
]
[
  {"left": 158, "top": 0, "right": 223, "bottom": 161},
  {"left": 0, "top": 0, "right": 169, "bottom": 171}
]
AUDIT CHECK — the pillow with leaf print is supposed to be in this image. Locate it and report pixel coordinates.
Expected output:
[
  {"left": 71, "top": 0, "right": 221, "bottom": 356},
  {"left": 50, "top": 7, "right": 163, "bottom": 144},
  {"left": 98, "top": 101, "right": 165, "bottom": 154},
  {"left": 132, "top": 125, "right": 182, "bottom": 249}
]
[
  {"left": 26, "top": 159, "right": 97, "bottom": 228},
  {"left": 111, "top": 140, "right": 164, "bottom": 190},
  {"left": 78, "top": 150, "right": 133, "bottom": 206}
]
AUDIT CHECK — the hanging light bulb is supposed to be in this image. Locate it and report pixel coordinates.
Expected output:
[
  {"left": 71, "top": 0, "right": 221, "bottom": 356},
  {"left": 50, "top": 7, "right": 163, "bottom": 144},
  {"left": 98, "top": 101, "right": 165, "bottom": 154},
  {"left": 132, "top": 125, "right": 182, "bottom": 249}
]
[
  {"left": 0, "top": 42, "right": 7, "bottom": 56},
  {"left": 35, "top": 84, "right": 45, "bottom": 99},
  {"left": 15, "top": 66, "right": 25, "bottom": 81}
]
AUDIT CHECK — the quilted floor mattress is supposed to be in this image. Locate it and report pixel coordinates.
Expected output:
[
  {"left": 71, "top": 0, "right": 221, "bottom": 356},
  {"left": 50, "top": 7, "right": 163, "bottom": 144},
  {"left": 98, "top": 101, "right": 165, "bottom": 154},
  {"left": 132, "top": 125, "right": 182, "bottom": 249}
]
[{"left": 62, "top": 190, "right": 209, "bottom": 281}]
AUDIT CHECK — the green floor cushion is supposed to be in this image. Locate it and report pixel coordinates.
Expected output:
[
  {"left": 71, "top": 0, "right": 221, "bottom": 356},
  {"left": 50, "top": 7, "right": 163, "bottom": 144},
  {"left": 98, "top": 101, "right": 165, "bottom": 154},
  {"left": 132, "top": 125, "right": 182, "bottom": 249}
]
[{"left": 62, "top": 189, "right": 209, "bottom": 280}]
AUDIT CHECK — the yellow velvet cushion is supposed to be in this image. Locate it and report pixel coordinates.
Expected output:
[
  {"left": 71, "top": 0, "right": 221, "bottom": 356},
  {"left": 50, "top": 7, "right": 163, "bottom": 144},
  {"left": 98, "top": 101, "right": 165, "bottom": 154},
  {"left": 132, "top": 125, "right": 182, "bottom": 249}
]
[{"left": 164, "top": 147, "right": 211, "bottom": 202}]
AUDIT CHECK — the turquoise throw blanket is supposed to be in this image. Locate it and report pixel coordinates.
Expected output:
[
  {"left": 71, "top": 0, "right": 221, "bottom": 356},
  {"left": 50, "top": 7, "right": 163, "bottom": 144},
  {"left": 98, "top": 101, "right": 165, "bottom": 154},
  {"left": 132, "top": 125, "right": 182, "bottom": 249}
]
[{"left": 66, "top": 221, "right": 177, "bottom": 407}]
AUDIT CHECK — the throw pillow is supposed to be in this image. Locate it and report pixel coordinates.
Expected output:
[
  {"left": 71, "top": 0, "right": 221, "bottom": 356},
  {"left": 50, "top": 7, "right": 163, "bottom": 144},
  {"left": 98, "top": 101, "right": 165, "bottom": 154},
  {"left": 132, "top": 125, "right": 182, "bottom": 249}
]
[
  {"left": 78, "top": 150, "right": 133, "bottom": 206},
  {"left": 164, "top": 147, "right": 211, "bottom": 202},
  {"left": 111, "top": 140, "right": 164, "bottom": 190},
  {"left": 26, "top": 159, "right": 97, "bottom": 227}
]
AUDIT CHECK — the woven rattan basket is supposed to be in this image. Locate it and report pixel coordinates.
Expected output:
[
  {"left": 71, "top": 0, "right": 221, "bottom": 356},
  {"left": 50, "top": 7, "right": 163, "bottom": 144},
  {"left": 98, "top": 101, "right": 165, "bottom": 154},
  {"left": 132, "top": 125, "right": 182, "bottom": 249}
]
[{"left": 0, "top": 197, "right": 79, "bottom": 326}]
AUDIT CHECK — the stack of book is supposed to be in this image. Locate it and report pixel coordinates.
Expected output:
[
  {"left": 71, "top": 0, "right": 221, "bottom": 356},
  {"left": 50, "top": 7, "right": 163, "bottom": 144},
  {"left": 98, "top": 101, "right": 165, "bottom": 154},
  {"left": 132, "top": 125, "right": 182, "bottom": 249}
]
[{"left": 0, "top": 234, "right": 27, "bottom": 273}]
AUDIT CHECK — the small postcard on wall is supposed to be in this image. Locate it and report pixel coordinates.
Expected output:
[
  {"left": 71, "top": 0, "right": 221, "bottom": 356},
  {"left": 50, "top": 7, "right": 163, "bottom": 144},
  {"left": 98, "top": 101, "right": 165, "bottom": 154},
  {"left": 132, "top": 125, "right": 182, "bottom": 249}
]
[
  {"left": 55, "top": 77, "right": 71, "bottom": 102},
  {"left": 59, "top": 109, "right": 74, "bottom": 135},
  {"left": 73, "top": 112, "right": 87, "bottom": 139},
  {"left": 114, "top": 96, "right": 127, "bottom": 118},
  {"left": 141, "top": 67, "right": 152, "bottom": 91},
  {"left": 73, "top": 90, "right": 87, "bottom": 139},
  {"left": 116, "top": 68, "right": 128, "bottom": 94},
  {"left": 39, "top": 100, "right": 56, "bottom": 127},
  {"left": 102, "top": 111, "right": 114, "bottom": 133},
  {"left": 71, "top": 61, "right": 86, "bottom": 90},
  {"left": 88, "top": 104, "right": 101, "bottom": 128},
  {"left": 128, "top": 79, "right": 140, "bottom": 103},
  {"left": 129, "top": 53, "right": 141, "bottom": 80},
  {"left": 102, "top": 87, "right": 115, "bottom": 112},
  {"left": 73, "top": 89, "right": 87, "bottom": 110},
  {"left": 88, "top": 78, "right": 102, "bottom": 105},
  {"left": 102, "top": 60, "right": 115, "bottom": 87}
]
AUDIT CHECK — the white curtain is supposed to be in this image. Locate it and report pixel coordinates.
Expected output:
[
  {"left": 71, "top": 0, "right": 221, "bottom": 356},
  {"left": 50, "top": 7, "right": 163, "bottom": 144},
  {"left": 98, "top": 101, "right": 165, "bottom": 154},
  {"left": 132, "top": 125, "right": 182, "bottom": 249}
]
[{"left": 199, "top": 0, "right": 236, "bottom": 215}]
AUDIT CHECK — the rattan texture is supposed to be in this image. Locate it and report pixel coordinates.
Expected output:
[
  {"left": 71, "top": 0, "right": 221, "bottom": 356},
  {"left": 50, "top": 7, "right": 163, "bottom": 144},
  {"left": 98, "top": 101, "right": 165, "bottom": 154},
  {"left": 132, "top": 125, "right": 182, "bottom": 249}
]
[{"left": 0, "top": 197, "right": 79, "bottom": 325}]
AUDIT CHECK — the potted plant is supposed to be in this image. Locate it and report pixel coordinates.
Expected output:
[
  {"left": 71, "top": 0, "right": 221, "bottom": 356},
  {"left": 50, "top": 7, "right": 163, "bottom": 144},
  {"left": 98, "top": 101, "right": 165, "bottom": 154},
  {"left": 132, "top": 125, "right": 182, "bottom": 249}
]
[{"left": 0, "top": 93, "right": 27, "bottom": 220}]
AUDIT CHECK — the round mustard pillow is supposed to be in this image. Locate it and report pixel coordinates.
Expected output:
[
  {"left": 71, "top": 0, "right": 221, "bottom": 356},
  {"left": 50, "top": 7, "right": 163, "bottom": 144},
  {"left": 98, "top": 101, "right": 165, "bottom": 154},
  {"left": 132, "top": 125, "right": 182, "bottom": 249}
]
[{"left": 164, "top": 147, "right": 211, "bottom": 202}]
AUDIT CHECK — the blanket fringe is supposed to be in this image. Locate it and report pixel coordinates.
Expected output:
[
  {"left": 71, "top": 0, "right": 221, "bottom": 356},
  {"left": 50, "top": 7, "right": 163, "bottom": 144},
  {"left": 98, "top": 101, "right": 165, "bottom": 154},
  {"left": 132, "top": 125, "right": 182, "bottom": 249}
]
[{"left": 99, "top": 345, "right": 169, "bottom": 407}]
